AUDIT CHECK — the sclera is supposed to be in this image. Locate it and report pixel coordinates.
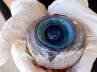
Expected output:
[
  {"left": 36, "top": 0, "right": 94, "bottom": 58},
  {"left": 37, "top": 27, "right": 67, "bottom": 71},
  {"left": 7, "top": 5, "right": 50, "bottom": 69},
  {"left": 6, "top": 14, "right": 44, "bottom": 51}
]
[{"left": 27, "top": 15, "right": 86, "bottom": 69}]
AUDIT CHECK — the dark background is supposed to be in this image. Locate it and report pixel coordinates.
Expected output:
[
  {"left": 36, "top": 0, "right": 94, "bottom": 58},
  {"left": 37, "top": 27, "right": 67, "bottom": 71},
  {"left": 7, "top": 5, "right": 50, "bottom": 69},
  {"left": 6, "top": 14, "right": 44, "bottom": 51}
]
[
  {"left": 0, "top": 0, "right": 97, "bottom": 72},
  {"left": 88, "top": 0, "right": 97, "bottom": 72}
]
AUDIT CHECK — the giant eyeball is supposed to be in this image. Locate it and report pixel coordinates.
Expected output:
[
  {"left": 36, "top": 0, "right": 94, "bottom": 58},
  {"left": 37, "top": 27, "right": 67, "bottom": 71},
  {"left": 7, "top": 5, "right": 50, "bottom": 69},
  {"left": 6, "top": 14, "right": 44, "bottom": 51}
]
[{"left": 27, "top": 15, "right": 86, "bottom": 69}]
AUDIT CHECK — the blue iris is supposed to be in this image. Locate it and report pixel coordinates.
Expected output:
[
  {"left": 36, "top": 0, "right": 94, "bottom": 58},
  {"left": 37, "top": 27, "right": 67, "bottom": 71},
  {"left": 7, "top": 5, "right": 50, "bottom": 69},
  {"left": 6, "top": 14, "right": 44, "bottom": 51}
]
[
  {"left": 35, "top": 15, "right": 75, "bottom": 51},
  {"left": 45, "top": 25, "right": 65, "bottom": 44}
]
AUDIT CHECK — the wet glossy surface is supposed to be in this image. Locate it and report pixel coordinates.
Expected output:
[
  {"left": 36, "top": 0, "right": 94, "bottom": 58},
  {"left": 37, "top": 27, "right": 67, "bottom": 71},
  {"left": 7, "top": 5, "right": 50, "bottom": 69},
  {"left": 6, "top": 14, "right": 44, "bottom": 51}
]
[
  {"left": 27, "top": 15, "right": 86, "bottom": 69},
  {"left": 35, "top": 15, "right": 75, "bottom": 51}
]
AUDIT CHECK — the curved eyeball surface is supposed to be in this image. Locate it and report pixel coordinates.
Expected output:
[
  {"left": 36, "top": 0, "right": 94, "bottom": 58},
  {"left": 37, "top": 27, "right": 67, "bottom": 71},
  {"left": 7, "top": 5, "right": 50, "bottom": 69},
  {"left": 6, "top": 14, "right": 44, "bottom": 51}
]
[
  {"left": 35, "top": 15, "right": 75, "bottom": 51},
  {"left": 27, "top": 15, "right": 86, "bottom": 69}
]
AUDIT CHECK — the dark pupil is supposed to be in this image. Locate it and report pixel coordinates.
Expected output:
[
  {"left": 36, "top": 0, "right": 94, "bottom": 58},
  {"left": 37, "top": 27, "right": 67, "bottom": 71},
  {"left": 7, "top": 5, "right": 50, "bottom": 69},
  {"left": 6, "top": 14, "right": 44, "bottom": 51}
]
[
  {"left": 45, "top": 25, "right": 64, "bottom": 44},
  {"left": 35, "top": 15, "right": 75, "bottom": 51}
]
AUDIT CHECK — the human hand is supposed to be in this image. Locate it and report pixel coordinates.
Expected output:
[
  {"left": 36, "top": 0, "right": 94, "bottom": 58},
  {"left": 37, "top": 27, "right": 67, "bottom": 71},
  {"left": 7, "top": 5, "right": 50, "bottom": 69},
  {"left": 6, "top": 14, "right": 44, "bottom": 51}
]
[
  {"left": 48, "top": 0, "right": 97, "bottom": 72},
  {"left": 0, "top": 0, "right": 97, "bottom": 72},
  {"left": 0, "top": 0, "right": 47, "bottom": 67}
]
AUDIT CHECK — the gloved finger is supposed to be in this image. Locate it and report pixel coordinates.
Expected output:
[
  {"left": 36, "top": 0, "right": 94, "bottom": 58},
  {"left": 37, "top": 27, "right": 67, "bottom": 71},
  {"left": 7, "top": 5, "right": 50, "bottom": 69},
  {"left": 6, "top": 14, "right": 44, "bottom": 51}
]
[
  {"left": 70, "top": 37, "right": 97, "bottom": 72},
  {"left": 11, "top": 39, "right": 64, "bottom": 72},
  {"left": 48, "top": 0, "right": 97, "bottom": 72},
  {"left": 83, "top": 0, "right": 89, "bottom": 7},
  {"left": 76, "top": 0, "right": 89, "bottom": 7},
  {"left": 0, "top": 0, "right": 47, "bottom": 65},
  {"left": 11, "top": 39, "right": 46, "bottom": 72},
  {"left": 48, "top": 0, "right": 89, "bottom": 18}
]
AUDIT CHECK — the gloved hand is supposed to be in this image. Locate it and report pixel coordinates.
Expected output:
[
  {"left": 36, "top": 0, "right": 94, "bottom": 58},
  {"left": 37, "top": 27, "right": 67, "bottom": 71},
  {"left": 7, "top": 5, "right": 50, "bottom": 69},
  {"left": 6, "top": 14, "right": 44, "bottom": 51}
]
[
  {"left": 0, "top": 0, "right": 97, "bottom": 72},
  {"left": 48, "top": 0, "right": 97, "bottom": 72},
  {"left": 0, "top": 0, "right": 47, "bottom": 67}
]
